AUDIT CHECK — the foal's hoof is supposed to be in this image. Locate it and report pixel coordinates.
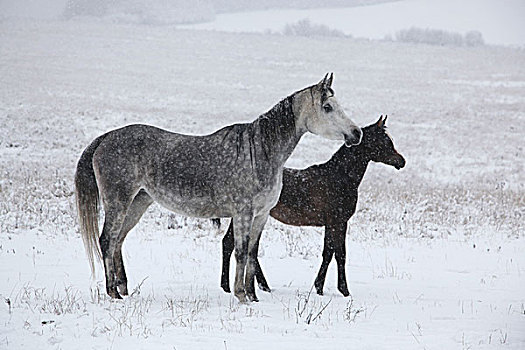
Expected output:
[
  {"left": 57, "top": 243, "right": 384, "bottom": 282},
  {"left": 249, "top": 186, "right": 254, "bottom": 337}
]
[
  {"left": 315, "top": 283, "right": 324, "bottom": 296},
  {"left": 221, "top": 283, "right": 231, "bottom": 294},
  {"left": 314, "top": 279, "right": 324, "bottom": 296},
  {"left": 338, "top": 286, "right": 350, "bottom": 297},
  {"left": 258, "top": 282, "right": 272, "bottom": 293}
]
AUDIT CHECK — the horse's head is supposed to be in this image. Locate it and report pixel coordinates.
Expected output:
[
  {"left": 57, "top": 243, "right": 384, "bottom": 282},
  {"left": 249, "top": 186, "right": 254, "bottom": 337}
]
[
  {"left": 294, "top": 73, "right": 362, "bottom": 147},
  {"left": 362, "top": 115, "right": 405, "bottom": 169}
]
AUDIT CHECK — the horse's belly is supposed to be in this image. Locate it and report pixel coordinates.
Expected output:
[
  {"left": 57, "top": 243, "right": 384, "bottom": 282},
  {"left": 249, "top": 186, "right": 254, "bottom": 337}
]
[
  {"left": 146, "top": 186, "right": 234, "bottom": 218},
  {"left": 144, "top": 170, "right": 282, "bottom": 218}
]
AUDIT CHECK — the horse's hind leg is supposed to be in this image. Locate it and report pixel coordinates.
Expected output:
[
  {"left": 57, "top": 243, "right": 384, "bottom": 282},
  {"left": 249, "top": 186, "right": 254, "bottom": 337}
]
[
  {"left": 98, "top": 179, "right": 139, "bottom": 299},
  {"left": 113, "top": 190, "right": 154, "bottom": 296},
  {"left": 99, "top": 205, "right": 129, "bottom": 299}
]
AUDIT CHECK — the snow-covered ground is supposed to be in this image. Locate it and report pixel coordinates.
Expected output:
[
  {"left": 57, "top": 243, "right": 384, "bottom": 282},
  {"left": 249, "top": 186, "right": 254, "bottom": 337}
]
[
  {"left": 0, "top": 16, "right": 524, "bottom": 350},
  {"left": 182, "top": 0, "right": 525, "bottom": 47}
]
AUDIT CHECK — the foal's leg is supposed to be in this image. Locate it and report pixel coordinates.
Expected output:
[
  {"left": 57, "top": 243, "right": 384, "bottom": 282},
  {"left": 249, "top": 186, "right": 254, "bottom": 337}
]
[
  {"left": 333, "top": 221, "right": 350, "bottom": 297},
  {"left": 220, "top": 221, "right": 234, "bottom": 293},
  {"left": 245, "top": 213, "right": 269, "bottom": 302},
  {"left": 113, "top": 190, "right": 154, "bottom": 296},
  {"left": 254, "top": 242, "right": 271, "bottom": 292},
  {"left": 232, "top": 211, "right": 254, "bottom": 303},
  {"left": 314, "top": 225, "right": 336, "bottom": 296}
]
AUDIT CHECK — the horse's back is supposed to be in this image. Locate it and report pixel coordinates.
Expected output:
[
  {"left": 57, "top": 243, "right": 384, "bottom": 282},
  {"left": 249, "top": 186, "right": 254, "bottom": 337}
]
[
  {"left": 92, "top": 123, "right": 228, "bottom": 170},
  {"left": 92, "top": 124, "right": 170, "bottom": 168}
]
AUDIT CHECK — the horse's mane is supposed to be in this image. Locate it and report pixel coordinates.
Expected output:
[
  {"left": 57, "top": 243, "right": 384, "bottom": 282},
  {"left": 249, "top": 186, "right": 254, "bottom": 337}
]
[
  {"left": 217, "top": 94, "right": 297, "bottom": 182},
  {"left": 255, "top": 95, "right": 296, "bottom": 160},
  {"left": 218, "top": 91, "right": 299, "bottom": 180}
]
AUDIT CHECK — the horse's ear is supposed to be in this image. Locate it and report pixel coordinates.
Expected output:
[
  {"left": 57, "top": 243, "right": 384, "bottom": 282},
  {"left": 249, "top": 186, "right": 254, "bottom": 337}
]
[
  {"left": 376, "top": 115, "right": 387, "bottom": 128},
  {"left": 326, "top": 72, "right": 333, "bottom": 88},
  {"left": 318, "top": 73, "right": 329, "bottom": 89}
]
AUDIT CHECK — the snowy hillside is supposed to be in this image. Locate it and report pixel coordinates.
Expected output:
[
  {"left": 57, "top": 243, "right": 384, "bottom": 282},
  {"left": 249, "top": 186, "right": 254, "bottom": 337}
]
[{"left": 0, "top": 15, "right": 524, "bottom": 350}]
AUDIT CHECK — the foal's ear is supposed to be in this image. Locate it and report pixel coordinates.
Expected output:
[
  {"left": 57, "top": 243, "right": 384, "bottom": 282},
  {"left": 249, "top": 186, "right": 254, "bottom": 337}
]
[{"left": 376, "top": 115, "right": 388, "bottom": 128}]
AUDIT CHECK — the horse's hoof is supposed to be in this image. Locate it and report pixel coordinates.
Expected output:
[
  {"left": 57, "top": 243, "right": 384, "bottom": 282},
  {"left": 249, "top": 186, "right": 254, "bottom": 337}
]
[
  {"left": 106, "top": 284, "right": 122, "bottom": 299},
  {"left": 221, "top": 284, "right": 231, "bottom": 293},
  {"left": 234, "top": 291, "right": 247, "bottom": 303},
  {"left": 316, "top": 289, "right": 324, "bottom": 296},
  {"left": 118, "top": 284, "right": 129, "bottom": 296},
  {"left": 108, "top": 290, "right": 123, "bottom": 299},
  {"left": 258, "top": 282, "right": 271, "bottom": 293}
]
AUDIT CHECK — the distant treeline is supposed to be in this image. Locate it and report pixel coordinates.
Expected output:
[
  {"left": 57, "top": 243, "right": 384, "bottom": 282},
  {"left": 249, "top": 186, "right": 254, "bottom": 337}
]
[
  {"left": 64, "top": 0, "right": 396, "bottom": 24},
  {"left": 283, "top": 19, "right": 347, "bottom": 38},
  {"left": 394, "top": 27, "right": 485, "bottom": 47},
  {"left": 280, "top": 20, "right": 485, "bottom": 48}
]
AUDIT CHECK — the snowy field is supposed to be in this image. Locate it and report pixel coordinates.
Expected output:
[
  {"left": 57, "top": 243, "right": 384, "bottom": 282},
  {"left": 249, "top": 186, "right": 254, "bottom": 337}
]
[{"left": 1, "top": 13, "right": 524, "bottom": 350}]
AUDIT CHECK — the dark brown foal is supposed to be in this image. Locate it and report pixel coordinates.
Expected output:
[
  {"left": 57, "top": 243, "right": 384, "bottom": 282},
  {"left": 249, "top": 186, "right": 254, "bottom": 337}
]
[{"left": 220, "top": 116, "right": 405, "bottom": 296}]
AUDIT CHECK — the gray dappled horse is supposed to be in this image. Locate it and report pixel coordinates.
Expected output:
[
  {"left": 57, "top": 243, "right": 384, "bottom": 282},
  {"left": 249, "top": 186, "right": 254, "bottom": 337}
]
[{"left": 75, "top": 73, "right": 362, "bottom": 302}]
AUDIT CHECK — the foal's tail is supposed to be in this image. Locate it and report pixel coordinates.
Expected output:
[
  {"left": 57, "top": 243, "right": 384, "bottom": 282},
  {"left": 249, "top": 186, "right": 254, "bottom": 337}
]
[
  {"left": 74, "top": 134, "right": 107, "bottom": 277},
  {"left": 211, "top": 218, "right": 221, "bottom": 229}
]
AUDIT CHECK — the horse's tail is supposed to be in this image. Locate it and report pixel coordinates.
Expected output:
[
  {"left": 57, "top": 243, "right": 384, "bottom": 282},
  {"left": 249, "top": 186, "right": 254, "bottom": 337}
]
[{"left": 75, "top": 133, "right": 107, "bottom": 277}]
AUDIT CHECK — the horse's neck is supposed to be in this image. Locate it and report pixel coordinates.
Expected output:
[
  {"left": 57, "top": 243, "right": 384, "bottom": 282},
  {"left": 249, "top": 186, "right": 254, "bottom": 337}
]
[
  {"left": 328, "top": 144, "right": 370, "bottom": 187},
  {"left": 254, "top": 96, "right": 302, "bottom": 167}
]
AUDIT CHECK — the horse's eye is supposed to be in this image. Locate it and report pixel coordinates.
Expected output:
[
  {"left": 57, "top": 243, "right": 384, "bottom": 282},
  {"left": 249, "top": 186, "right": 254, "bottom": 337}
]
[{"left": 323, "top": 104, "right": 333, "bottom": 113}]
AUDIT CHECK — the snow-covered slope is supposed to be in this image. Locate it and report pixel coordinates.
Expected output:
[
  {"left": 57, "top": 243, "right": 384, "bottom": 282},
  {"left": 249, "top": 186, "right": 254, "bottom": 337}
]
[{"left": 0, "top": 19, "right": 524, "bottom": 349}]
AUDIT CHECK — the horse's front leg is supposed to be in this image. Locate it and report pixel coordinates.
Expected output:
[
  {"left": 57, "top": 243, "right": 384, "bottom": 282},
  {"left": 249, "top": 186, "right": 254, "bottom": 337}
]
[
  {"left": 333, "top": 221, "right": 350, "bottom": 297},
  {"left": 232, "top": 212, "right": 254, "bottom": 303},
  {"left": 245, "top": 213, "right": 269, "bottom": 302},
  {"left": 221, "top": 219, "right": 271, "bottom": 294}
]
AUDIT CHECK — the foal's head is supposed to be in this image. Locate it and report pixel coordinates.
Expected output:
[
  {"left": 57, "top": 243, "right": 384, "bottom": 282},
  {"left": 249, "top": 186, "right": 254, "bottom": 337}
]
[
  {"left": 294, "top": 73, "right": 362, "bottom": 147},
  {"left": 362, "top": 115, "right": 405, "bottom": 169}
]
